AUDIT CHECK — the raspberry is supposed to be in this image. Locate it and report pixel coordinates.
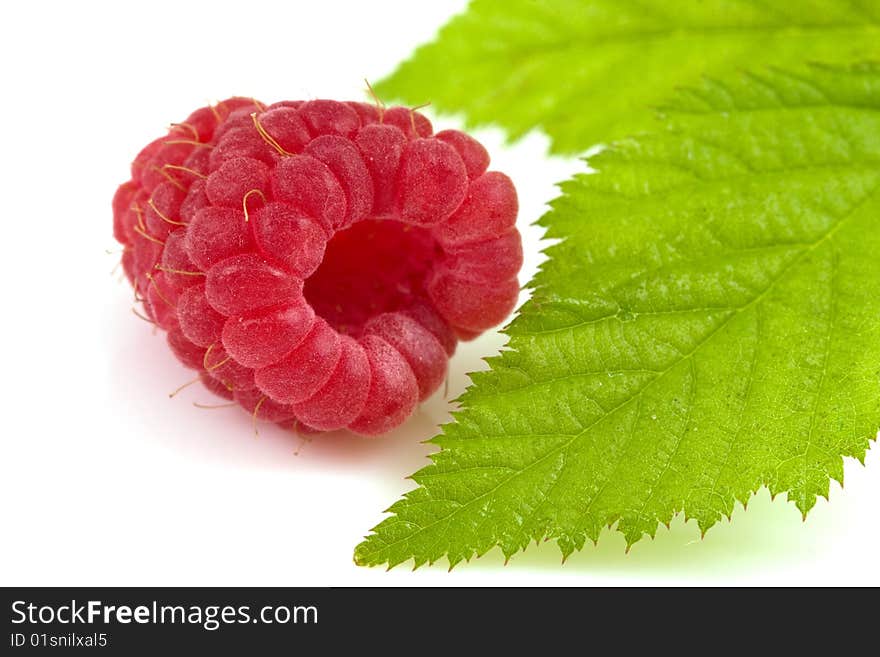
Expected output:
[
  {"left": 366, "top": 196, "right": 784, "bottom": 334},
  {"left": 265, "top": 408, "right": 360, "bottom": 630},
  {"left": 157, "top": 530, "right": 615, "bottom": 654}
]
[
  {"left": 348, "top": 335, "right": 419, "bottom": 435},
  {"left": 250, "top": 203, "right": 326, "bottom": 277},
  {"left": 396, "top": 139, "right": 468, "bottom": 226},
  {"left": 205, "top": 157, "right": 270, "bottom": 208},
  {"left": 292, "top": 336, "right": 370, "bottom": 431},
  {"left": 254, "top": 318, "right": 343, "bottom": 404},
  {"left": 221, "top": 300, "right": 315, "bottom": 369},
  {"left": 113, "top": 97, "right": 523, "bottom": 436},
  {"left": 177, "top": 284, "right": 224, "bottom": 347},
  {"left": 364, "top": 313, "right": 447, "bottom": 401},
  {"left": 185, "top": 206, "right": 253, "bottom": 270},
  {"left": 270, "top": 156, "right": 346, "bottom": 234},
  {"left": 204, "top": 253, "right": 303, "bottom": 316}
]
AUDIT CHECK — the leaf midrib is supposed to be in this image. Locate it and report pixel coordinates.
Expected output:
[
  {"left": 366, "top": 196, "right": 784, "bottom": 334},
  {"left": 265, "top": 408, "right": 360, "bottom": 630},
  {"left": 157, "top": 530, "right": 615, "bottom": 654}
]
[{"left": 358, "top": 172, "right": 879, "bottom": 564}]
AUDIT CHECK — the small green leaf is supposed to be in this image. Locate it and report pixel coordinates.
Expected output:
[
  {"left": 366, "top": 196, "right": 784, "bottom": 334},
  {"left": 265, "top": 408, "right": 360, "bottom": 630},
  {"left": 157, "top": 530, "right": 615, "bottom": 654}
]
[
  {"left": 376, "top": 0, "right": 880, "bottom": 152},
  {"left": 356, "top": 64, "right": 880, "bottom": 569}
]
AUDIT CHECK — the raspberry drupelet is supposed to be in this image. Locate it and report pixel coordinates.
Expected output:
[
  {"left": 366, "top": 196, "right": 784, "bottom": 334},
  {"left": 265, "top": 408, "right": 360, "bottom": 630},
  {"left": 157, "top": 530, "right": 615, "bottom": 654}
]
[{"left": 113, "top": 97, "right": 522, "bottom": 435}]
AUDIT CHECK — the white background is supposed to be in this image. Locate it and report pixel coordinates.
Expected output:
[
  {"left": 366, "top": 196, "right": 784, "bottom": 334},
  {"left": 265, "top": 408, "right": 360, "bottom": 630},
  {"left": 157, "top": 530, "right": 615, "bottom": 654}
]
[{"left": 1, "top": 0, "right": 877, "bottom": 586}]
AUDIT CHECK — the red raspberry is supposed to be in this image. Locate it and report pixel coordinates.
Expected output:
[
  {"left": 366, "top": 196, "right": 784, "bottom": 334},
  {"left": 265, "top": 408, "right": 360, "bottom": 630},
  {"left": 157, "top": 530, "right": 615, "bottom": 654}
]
[{"left": 113, "top": 98, "right": 522, "bottom": 436}]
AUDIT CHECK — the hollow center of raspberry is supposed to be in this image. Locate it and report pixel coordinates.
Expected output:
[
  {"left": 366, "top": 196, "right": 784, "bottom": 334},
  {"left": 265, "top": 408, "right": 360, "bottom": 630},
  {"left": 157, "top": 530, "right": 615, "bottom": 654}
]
[{"left": 303, "top": 219, "right": 442, "bottom": 336}]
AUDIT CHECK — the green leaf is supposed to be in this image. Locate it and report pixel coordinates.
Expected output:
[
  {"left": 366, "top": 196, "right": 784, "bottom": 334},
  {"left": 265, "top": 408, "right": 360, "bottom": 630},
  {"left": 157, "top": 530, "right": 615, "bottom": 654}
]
[
  {"left": 376, "top": 0, "right": 880, "bottom": 153},
  {"left": 356, "top": 64, "right": 880, "bottom": 569}
]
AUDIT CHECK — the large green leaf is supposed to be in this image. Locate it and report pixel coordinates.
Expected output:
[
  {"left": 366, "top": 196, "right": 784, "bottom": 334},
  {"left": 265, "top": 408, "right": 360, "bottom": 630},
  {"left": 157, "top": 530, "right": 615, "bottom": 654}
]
[
  {"left": 377, "top": 0, "right": 880, "bottom": 152},
  {"left": 356, "top": 64, "right": 880, "bottom": 569}
]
